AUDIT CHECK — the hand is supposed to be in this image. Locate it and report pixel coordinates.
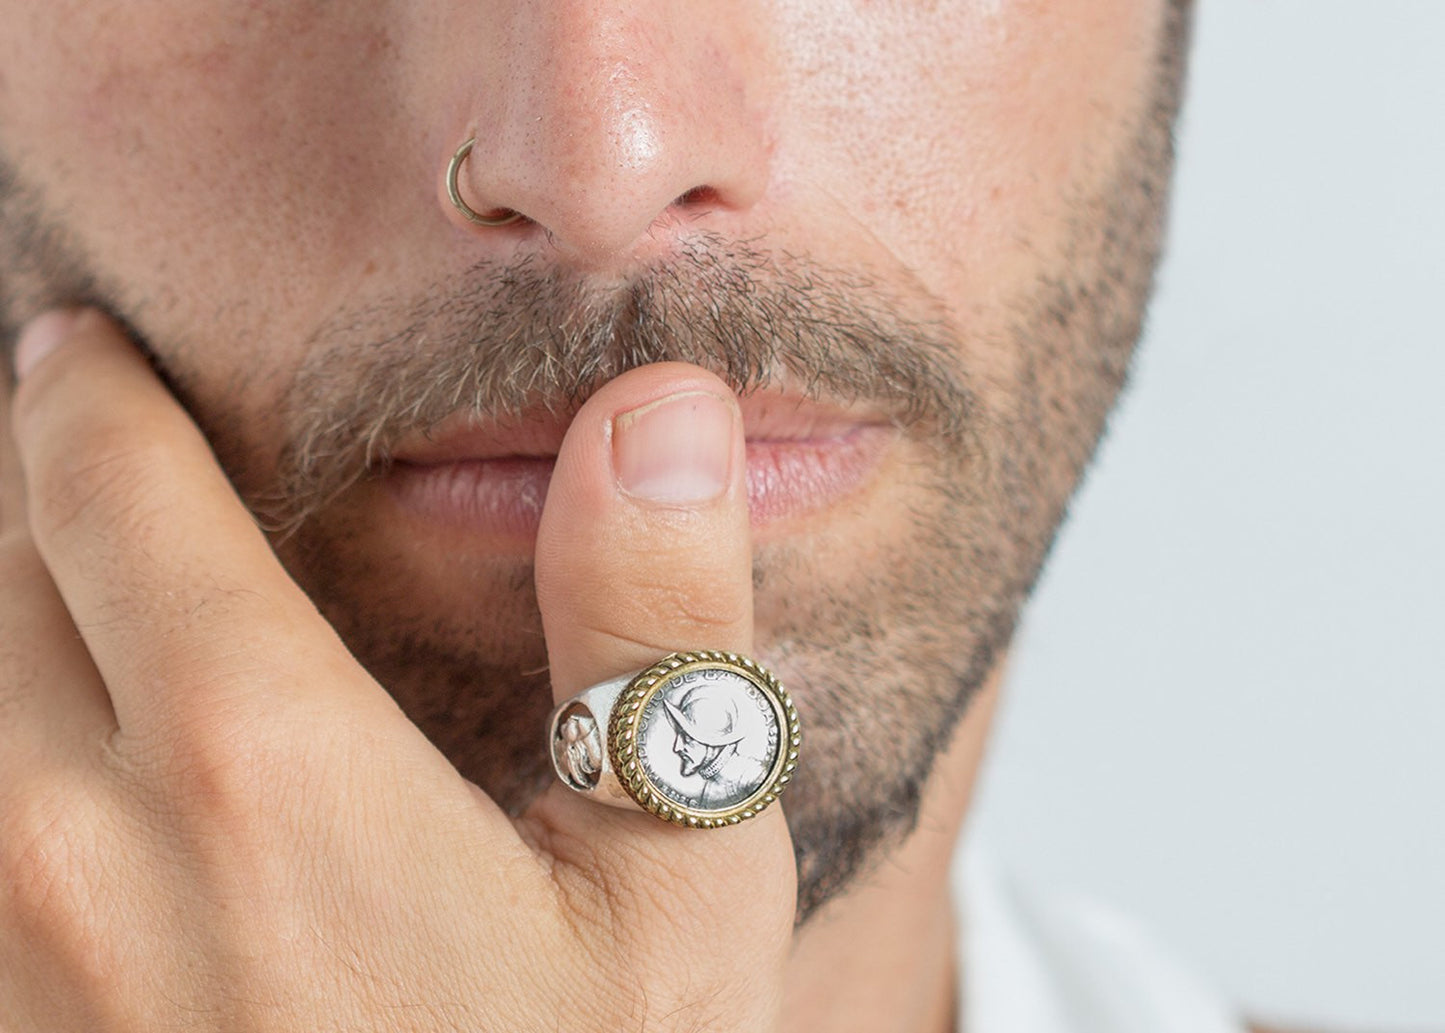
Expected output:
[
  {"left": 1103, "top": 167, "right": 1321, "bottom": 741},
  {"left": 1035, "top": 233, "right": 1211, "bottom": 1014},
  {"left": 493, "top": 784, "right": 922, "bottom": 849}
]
[{"left": 0, "top": 311, "right": 796, "bottom": 1031}]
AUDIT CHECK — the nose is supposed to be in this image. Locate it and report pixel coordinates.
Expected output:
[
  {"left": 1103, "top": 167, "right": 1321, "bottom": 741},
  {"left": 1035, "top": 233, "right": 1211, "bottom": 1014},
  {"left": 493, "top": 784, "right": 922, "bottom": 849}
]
[{"left": 446, "top": 2, "right": 774, "bottom": 266}]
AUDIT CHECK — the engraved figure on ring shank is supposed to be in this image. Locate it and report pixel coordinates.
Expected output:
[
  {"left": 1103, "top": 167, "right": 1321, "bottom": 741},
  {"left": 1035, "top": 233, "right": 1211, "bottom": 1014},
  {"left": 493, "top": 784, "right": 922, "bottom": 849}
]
[{"left": 552, "top": 705, "right": 603, "bottom": 791}]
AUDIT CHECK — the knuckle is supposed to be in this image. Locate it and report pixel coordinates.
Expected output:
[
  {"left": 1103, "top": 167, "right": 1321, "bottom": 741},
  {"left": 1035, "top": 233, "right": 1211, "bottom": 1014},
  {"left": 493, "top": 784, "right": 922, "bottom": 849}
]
[
  {"left": 0, "top": 779, "right": 137, "bottom": 1001},
  {"left": 578, "top": 624, "right": 681, "bottom": 662},
  {"left": 29, "top": 428, "right": 175, "bottom": 542},
  {"left": 0, "top": 778, "right": 105, "bottom": 942},
  {"left": 107, "top": 690, "right": 328, "bottom": 843},
  {"left": 612, "top": 574, "right": 750, "bottom": 639},
  {"left": 118, "top": 709, "right": 277, "bottom": 813}
]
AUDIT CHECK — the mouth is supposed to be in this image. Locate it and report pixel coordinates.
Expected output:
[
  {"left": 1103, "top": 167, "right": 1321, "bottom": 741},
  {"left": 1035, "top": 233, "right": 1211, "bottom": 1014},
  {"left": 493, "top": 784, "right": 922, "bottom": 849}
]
[{"left": 384, "top": 392, "right": 899, "bottom": 546}]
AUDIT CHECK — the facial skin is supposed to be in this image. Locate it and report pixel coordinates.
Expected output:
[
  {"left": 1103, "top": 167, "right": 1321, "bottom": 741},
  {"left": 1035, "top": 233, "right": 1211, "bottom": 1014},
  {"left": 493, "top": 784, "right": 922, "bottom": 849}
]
[{"left": 0, "top": 0, "right": 1190, "bottom": 927}]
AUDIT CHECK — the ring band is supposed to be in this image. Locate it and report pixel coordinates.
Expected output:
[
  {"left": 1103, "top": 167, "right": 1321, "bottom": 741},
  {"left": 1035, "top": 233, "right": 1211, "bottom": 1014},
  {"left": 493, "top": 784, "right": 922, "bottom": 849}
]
[
  {"left": 548, "top": 651, "right": 801, "bottom": 828},
  {"left": 446, "top": 137, "right": 523, "bottom": 226}
]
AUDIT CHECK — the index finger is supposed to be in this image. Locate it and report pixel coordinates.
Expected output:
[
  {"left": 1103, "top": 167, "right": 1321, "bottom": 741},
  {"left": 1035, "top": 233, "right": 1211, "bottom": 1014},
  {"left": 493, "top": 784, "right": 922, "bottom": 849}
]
[{"left": 9, "top": 310, "right": 397, "bottom": 738}]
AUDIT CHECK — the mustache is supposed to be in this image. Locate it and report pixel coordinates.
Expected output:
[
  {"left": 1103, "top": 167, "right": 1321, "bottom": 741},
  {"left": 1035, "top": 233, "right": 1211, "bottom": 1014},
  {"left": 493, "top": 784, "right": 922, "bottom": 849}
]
[{"left": 256, "top": 236, "right": 976, "bottom": 534}]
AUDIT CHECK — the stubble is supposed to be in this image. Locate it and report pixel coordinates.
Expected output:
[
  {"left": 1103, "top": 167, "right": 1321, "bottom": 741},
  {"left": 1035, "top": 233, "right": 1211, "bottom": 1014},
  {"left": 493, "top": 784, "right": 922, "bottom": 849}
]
[{"left": 0, "top": 3, "right": 1192, "bottom": 922}]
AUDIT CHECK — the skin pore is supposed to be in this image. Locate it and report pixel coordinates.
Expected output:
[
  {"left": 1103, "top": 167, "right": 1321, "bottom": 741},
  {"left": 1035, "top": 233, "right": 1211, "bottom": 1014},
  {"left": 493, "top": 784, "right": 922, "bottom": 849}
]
[{"left": 0, "top": 2, "right": 1191, "bottom": 1030}]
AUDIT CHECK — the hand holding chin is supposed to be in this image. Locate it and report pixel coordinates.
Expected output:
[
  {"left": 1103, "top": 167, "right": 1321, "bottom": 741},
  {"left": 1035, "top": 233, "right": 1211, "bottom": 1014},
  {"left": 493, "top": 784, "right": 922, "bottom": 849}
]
[{"left": 0, "top": 310, "right": 796, "bottom": 1032}]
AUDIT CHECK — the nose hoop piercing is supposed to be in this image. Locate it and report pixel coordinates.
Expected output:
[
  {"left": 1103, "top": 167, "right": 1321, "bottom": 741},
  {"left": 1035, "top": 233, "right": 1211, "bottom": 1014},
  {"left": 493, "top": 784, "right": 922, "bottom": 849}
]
[{"left": 446, "top": 138, "right": 523, "bottom": 227}]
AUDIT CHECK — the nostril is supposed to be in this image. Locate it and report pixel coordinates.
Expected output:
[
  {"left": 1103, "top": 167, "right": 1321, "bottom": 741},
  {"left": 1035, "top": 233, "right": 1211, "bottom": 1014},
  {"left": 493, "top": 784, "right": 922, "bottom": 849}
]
[
  {"left": 675, "top": 185, "right": 721, "bottom": 208},
  {"left": 477, "top": 207, "right": 528, "bottom": 226}
]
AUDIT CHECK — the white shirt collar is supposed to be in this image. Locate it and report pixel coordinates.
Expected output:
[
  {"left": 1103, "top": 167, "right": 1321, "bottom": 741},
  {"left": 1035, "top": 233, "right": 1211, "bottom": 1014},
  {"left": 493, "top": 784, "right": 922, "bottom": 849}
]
[{"left": 957, "top": 847, "right": 1246, "bottom": 1033}]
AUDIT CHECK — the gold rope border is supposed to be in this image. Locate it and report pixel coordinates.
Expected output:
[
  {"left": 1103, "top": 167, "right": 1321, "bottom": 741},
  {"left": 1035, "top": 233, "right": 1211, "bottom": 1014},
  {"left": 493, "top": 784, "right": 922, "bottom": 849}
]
[{"left": 608, "top": 651, "right": 802, "bottom": 829}]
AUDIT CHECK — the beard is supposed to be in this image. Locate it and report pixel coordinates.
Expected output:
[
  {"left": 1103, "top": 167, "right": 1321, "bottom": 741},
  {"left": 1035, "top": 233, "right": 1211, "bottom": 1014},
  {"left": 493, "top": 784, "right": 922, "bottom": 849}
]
[
  {"left": 242, "top": 243, "right": 999, "bottom": 924},
  {"left": 1, "top": 6, "right": 1191, "bottom": 924}
]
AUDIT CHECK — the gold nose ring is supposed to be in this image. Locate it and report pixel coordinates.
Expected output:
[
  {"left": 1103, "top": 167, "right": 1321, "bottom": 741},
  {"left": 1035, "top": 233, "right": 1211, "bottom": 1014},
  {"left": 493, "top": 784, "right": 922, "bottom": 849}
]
[{"left": 446, "top": 138, "right": 523, "bottom": 227}]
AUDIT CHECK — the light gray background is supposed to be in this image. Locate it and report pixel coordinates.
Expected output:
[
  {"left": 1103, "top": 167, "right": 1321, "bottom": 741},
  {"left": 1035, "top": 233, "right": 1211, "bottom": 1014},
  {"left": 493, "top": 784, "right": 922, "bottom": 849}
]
[{"left": 965, "top": 2, "right": 1444, "bottom": 1029}]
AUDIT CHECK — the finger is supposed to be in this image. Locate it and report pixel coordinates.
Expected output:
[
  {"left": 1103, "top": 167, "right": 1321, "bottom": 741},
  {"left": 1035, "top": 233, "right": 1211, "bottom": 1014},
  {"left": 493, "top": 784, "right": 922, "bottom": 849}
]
[
  {"left": 0, "top": 534, "right": 116, "bottom": 776},
  {"left": 539, "top": 367, "right": 756, "bottom": 694},
  {"left": 529, "top": 363, "right": 795, "bottom": 1001},
  {"left": 9, "top": 310, "right": 399, "bottom": 741}
]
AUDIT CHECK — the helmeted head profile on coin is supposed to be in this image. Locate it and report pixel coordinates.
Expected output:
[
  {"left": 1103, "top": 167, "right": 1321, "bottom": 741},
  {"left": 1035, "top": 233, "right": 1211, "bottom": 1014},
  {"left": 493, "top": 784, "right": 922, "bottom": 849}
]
[
  {"left": 610, "top": 652, "right": 800, "bottom": 827},
  {"left": 653, "top": 672, "right": 773, "bottom": 809}
]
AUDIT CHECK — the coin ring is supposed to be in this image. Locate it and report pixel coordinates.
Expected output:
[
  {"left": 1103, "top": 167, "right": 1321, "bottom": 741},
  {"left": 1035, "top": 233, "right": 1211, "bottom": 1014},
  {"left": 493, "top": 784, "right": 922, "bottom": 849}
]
[{"left": 547, "top": 651, "right": 802, "bottom": 829}]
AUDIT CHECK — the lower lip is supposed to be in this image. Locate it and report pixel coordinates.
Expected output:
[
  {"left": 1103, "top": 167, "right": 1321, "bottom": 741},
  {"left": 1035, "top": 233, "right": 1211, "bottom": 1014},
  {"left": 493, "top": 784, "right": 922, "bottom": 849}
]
[{"left": 386, "top": 425, "right": 895, "bottom": 544}]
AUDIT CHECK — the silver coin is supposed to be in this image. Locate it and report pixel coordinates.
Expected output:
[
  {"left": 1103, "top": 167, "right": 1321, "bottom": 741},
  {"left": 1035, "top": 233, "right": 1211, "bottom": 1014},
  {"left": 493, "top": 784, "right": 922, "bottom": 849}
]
[
  {"left": 549, "top": 651, "right": 800, "bottom": 827},
  {"left": 635, "top": 666, "right": 783, "bottom": 814}
]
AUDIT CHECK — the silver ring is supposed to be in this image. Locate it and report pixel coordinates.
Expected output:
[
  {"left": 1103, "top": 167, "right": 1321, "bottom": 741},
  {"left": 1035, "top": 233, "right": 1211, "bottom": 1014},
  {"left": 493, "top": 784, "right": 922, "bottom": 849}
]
[
  {"left": 548, "top": 651, "right": 802, "bottom": 828},
  {"left": 446, "top": 137, "right": 523, "bottom": 227}
]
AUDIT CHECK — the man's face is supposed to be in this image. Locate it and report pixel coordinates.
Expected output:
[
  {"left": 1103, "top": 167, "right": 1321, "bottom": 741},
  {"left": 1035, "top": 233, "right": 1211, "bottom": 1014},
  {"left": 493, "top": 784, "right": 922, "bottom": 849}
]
[
  {"left": 674, "top": 734, "right": 713, "bottom": 779},
  {"left": 0, "top": 1, "right": 1189, "bottom": 918}
]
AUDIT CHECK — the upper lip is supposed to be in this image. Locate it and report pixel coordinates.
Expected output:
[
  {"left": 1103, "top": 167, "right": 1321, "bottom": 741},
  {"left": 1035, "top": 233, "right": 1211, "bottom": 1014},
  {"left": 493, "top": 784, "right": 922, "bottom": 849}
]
[{"left": 390, "top": 390, "right": 891, "bottom": 466}]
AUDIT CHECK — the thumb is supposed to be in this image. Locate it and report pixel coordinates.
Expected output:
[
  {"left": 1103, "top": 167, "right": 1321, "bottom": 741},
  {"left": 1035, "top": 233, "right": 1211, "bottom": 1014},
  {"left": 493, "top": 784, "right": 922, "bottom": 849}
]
[
  {"left": 529, "top": 362, "right": 796, "bottom": 1017},
  {"left": 539, "top": 364, "right": 755, "bottom": 692}
]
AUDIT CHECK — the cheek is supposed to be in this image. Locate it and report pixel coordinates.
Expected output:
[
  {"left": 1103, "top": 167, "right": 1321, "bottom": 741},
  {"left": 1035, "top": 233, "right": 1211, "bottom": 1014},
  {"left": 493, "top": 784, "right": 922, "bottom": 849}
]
[
  {"left": 774, "top": 0, "right": 1167, "bottom": 298},
  {"left": 764, "top": 0, "right": 1170, "bottom": 410},
  {"left": 959, "top": 1, "right": 1167, "bottom": 253},
  {"left": 0, "top": 3, "right": 411, "bottom": 350},
  {"left": 0, "top": 2, "right": 432, "bottom": 479}
]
